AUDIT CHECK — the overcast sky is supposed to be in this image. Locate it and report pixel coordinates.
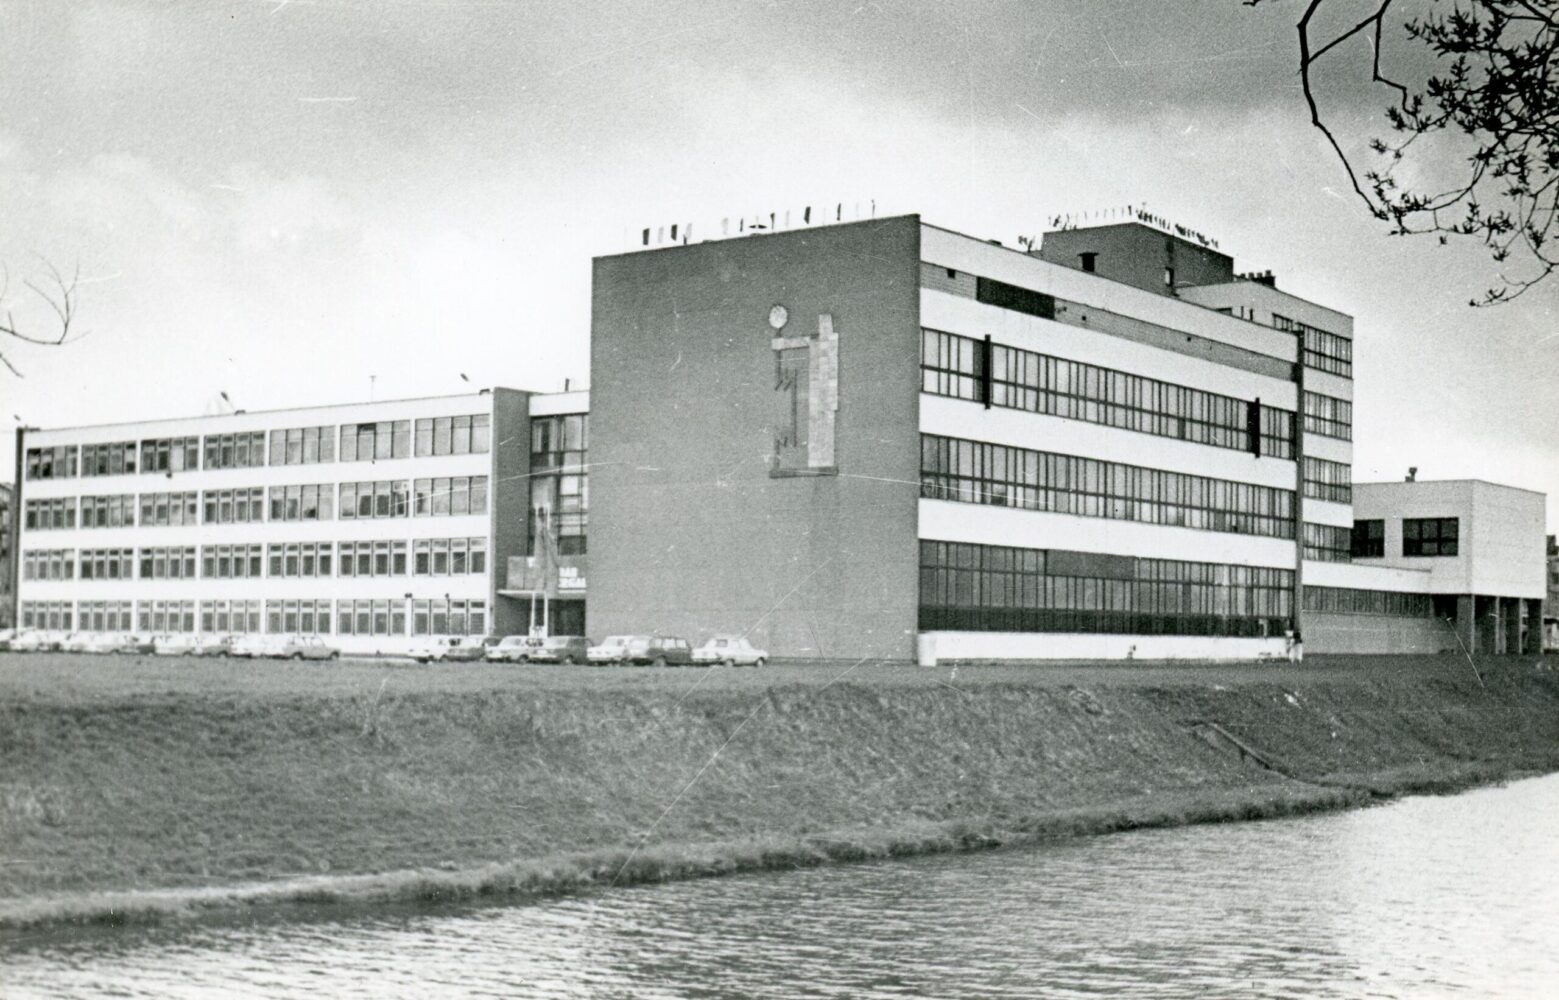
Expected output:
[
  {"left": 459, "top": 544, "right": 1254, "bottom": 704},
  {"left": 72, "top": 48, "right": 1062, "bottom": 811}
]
[{"left": 2, "top": 0, "right": 1555, "bottom": 529}]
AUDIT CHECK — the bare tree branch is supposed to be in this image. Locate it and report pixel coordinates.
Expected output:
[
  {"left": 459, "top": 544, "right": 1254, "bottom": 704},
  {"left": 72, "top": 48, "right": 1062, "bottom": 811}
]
[{"left": 0, "top": 258, "right": 85, "bottom": 371}]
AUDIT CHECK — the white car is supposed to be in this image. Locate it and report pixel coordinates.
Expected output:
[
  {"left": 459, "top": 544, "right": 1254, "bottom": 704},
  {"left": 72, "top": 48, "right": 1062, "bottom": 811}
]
[
  {"left": 153, "top": 634, "right": 202, "bottom": 656},
  {"left": 692, "top": 635, "right": 769, "bottom": 667},
  {"left": 6, "top": 630, "right": 55, "bottom": 653},
  {"left": 409, "top": 636, "right": 465, "bottom": 664},
  {"left": 231, "top": 634, "right": 279, "bottom": 658},
  {"left": 485, "top": 635, "right": 536, "bottom": 663}
]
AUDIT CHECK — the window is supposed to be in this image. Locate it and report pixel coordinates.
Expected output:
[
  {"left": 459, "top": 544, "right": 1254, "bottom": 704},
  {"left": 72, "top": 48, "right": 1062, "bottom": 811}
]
[
  {"left": 198, "top": 487, "right": 266, "bottom": 524},
  {"left": 974, "top": 276, "right": 1055, "bottom": 320},
  {"left": 528, "top": 415, "right": 588, "bottom": 555},
  {"left": 22, "top": 549, "right": 76, "bottom": 581},
  {"left": 139, "top": 600, "right": 196, "bottom": 633},
  {"left": 23, "top": 498, "right": 77, "bottom": 530},
  {"left": 265, "top": 599, "right": 333, "bottom": 635},
  {"left": 203, "top": 544, "right": 265, "bottom": 579},
  {"left": 1302, "top": 456, "right": 1352, "bottom": 504},
  {"left": 20, "top": 601, "right": 75, "bottom": 631},
  {"left": 140, "top": 437, "right": 201, "bottom": 474},
  {"left": 410, "top": 598, "right": 486, "bottom": 636},
  {"left": 336, "top": 540, "right": 407, "bottom": 577},
  {"left": 917, "top": 540, "right": 1292, "bottom": 637},
  {"left": 202, "top": 600, "right": 262, "bottom": 634},
  {"left": 25, "top": 445, "right": 78, "bottom": 480},
  {"left": 339, "top": 480, "right": 409, "bottom": 519},
  {"left": 80, "top": 441, "right": 137, "bottom": 476},
  {"left": 138, "top": 546, "right": 198, "bottom": 579},
  {"left": 79, "top": 494, "right": 136, "bottom": 528},
  {"left": 265, "top": 484, "right": 334, "bottom": 522},
  {"left": 1303, "top": 523, "right": 1353, "bottom": 563},
  {"left": 921, "top": 330, "right": 1295, "bottom": 460},
  {"left": 1302, "top": 392, "right": 1352, "bottom": 441},
  {"left": 268, "top": 425, "right": 336, "bottom": 465},
  {"left": 413, "top": 413, "right": 492, "bottom": 457},
  {"left": 920, "top": 433, "right": 1296, "bottom": 540},
  {"left": 1304, "top": 586, "right": 1432, "bottom": 617},
  {"left": 203, "top": 431, "right": 268, "bottom": 470},
  {"left": 410, "top": 476, "right": 487, "bottom": 518},
  {"left": 1350, "top": 519, "right": 1385, "bottom": 558},
  {"left": 79, "top": 601, "right": 134, "bottom": 632},
  {"left": 412, "top": 537, "right": 486, "bottom": 575},
  {"left": 139, "top": 491, "right": 201, "bottom": 527},
  {"left": 339, "top": 421, "right": 411, "bottom": 462},
  {"left": 1403, "top": 517, "right": 1459, "bottom": 557},
  {"left": 1275, "top": 314, "right": 1353, "bottom": 378},
  {"left": 334, "top": 599, "right": 405, "bottom": 636}
]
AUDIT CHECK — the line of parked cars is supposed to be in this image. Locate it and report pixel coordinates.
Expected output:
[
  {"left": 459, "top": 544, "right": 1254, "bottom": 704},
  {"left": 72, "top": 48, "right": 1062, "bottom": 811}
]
[
  {"left": 588, "top": 634, "right": 768, "bottom": 667},
  {"left": 0, "top": 629, "right": 341, "bottom": 660}
]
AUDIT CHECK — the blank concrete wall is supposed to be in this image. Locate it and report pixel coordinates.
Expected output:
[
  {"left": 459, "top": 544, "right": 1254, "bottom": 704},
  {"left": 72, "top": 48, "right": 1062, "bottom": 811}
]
[{"left": 588, "top": 216, "right": 923, "bottom": 660}]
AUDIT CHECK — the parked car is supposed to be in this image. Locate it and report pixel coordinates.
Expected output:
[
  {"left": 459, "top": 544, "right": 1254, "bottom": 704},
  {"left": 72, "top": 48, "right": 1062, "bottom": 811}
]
[
  {"left": 0, "top": 629, "right": 17, "bottom": 652},
  {"left": 192, "top": 635, "right": 237, "bottom": 657},
  {"left": 408, "top": 639, "right": 480, "bottom": 661},
  {"left": 692, "top": 635, "right": 769, "bottom": 667},
  {"left": 59, "top": 632, "right": 94, "bottom": 654},
  {"left": 80, "top": 632, "right": 135, "bottom": 655},
  {"left": 124, "top": 634, "right": 160, "bottom": 655},
  {"left": 231, "top": 634, "right": 275, "bottom": 658},
  {"left": 522, "top": 635, "right": 592, "bottom": 665},
  {"left": 485, "top": 635, "right": 535, "bottom": 663},
  {"left": 153, "top": 634, "right": 202, "bottom": 657},
  {"left": 270, "top": 635, "right": 340, "bottom": 660},
  {"left": 6, "top": 629, "right": 55, "bottom": 653},
  {"left": 588, "top": 635, "right": 694, "bottom": 666}
]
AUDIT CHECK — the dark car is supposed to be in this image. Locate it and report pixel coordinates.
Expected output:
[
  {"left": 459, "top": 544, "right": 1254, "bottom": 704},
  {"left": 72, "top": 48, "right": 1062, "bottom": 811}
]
[
  {"left": 522, "top": 635, "right": 592, "bottom": 665},
  {"left": 589, "top": 635, "right": 694, "bottom": 666}
]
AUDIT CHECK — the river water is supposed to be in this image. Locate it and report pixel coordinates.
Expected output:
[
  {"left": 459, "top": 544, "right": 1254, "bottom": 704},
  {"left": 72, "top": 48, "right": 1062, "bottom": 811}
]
[{"left": 4, "top": 774, "right": 1557, "bottom": 999}]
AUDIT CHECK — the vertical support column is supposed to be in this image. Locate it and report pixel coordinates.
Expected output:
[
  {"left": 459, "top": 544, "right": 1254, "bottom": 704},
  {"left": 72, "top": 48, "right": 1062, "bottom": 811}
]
[
  {"left": 8, "top": 426, "right": 24, "bottom": 630},
  {"left": 1502, "top": 597, "right": 1522, "bottom": 656},
  {"left": 1525, "top": 598, "right": 1546, "bottom": 654},
  {"left": 1457, "top": 595, "right": 1477, "bottom": 655},
  {"left": 1476, "top": 595, "right": 1499, "bottom": 655}
]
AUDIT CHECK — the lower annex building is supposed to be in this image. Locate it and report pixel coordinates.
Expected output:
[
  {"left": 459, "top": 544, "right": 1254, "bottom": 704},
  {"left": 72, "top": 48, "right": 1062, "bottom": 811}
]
[{"left": 7, "top": 213, "right": 1548, "bottom": 661}]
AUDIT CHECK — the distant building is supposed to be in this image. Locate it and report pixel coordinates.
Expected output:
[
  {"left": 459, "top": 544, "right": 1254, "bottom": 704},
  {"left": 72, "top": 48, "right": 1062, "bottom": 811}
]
[
  {"left": 10, "top": 389, "right": 588, "bottom": 654},
  {"left": 1547, "top": 534, "right": 1559, "bottom": 650}
]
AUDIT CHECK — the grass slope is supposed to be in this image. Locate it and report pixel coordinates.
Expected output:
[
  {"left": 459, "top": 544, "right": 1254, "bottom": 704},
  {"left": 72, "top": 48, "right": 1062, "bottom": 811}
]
[{"left": 2, "top": 653, "right": 1556, "bottom": 926}]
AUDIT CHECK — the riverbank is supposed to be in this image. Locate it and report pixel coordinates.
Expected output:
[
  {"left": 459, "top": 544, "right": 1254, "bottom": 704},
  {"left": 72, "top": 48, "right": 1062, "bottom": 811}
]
[{"left": 2, "top": 652, "right": 1556, "bottom": 928}]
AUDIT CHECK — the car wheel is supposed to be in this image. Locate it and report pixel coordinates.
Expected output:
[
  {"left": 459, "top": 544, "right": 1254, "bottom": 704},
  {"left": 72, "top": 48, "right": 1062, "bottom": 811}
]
[
  {"left": 723, "top": 658, "right": 735, "bottom": 668},
  {"left": 330, "top": 651, "right": 340, "bottom": 660},
  {"left": 653, "top": 655, "right": 667, "bottom": 668},
  {"left": 561, "top": 654, "right": 576, "bottom": 665},
  {"left": 755, "top": 657, "right": 767, "bottom": 668},
  {"left": 292, "top": 652, "right": 303, "bottom": 660}
]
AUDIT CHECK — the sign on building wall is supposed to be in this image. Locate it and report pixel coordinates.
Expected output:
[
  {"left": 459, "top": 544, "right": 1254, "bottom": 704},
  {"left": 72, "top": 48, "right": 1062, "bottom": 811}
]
[{"left": 769, "top": 307, "right": 839, "bottom": 476}]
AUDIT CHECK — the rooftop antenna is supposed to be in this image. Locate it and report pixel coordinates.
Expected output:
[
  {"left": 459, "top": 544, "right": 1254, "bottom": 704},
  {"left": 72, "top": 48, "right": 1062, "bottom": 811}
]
[
  {"left": 1406, "top": 466, "right": 1418, "bottom": 482},
  {"left": 370, "top": 374, "right": 376, "bottom": 402}
]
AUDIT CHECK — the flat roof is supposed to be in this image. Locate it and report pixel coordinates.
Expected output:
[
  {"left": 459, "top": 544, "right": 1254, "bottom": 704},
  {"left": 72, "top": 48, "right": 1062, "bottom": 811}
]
[{"left": 1355, "top": 479, "right": 1547, "bottom": 497}]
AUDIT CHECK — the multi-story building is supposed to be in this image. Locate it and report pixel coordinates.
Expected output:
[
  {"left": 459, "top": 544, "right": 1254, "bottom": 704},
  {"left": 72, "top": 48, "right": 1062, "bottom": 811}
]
[
  {"left": 586, "top": 213, "right": 1546, "bottom": 661},
  {"left": 9, "top": 388, "right": 590, "bottom": 654},
  {"left": 9, "top": 212, "right": 1546, "bottom": 662},
  {"left": 0, "top": 482, "right": 12, "bottom": 628}
]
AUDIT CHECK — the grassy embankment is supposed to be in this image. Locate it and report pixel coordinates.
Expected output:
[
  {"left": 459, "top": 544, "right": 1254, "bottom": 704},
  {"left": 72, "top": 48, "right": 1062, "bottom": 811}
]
[{"left": 2, "top": 652, "right": 1557, "bottom": 928}]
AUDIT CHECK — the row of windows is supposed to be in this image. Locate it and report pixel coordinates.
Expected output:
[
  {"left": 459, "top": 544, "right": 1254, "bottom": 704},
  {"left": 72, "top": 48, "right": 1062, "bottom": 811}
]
[
  {"left": 20, "top": 598, "right": 489, "bottom": 637},
  {"left": 26, "top": 413, "right": 494, "bottom": 480},
  {"left": 1304, "top": 586, "right": 1434, "bottom": 617},
  {"left": 411, "top": 476, "right": 490, "bottom": 517},
  {"left": 1303, "top": 522, "right": 1353, "bottom": 563},
  {"left": 1274, "top": 314, "right": 1354, "bottom": 378},
  {"left": 1302, "top": 392, "right": 1352, "bottom": 441},
  {"left": 921, "top": 330, "right": 1296, "bottom": 460},
  {"left": 1302, "top": 456, "right": 1353, "bottom": 504},
  {"left": 209, "top": 488, "right": 267, "bottom": 524},
  {"left": 918, "top": 540, "right": 1294, "bottom": 638},
  {"left": 23, "top": 498, "right": 75, "bottom": 530},
  {"left": 921, "top": 434, "right": 1297, "bottom": 540},
  {"left": 25, "top": 538, "right": 491, "bottom": 581}
]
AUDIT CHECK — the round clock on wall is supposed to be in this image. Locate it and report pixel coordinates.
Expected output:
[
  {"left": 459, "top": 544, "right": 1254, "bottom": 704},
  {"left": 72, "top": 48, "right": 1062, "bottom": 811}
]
[{"left": 768, "top": 304, "right": 789, "bottom": 330}]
